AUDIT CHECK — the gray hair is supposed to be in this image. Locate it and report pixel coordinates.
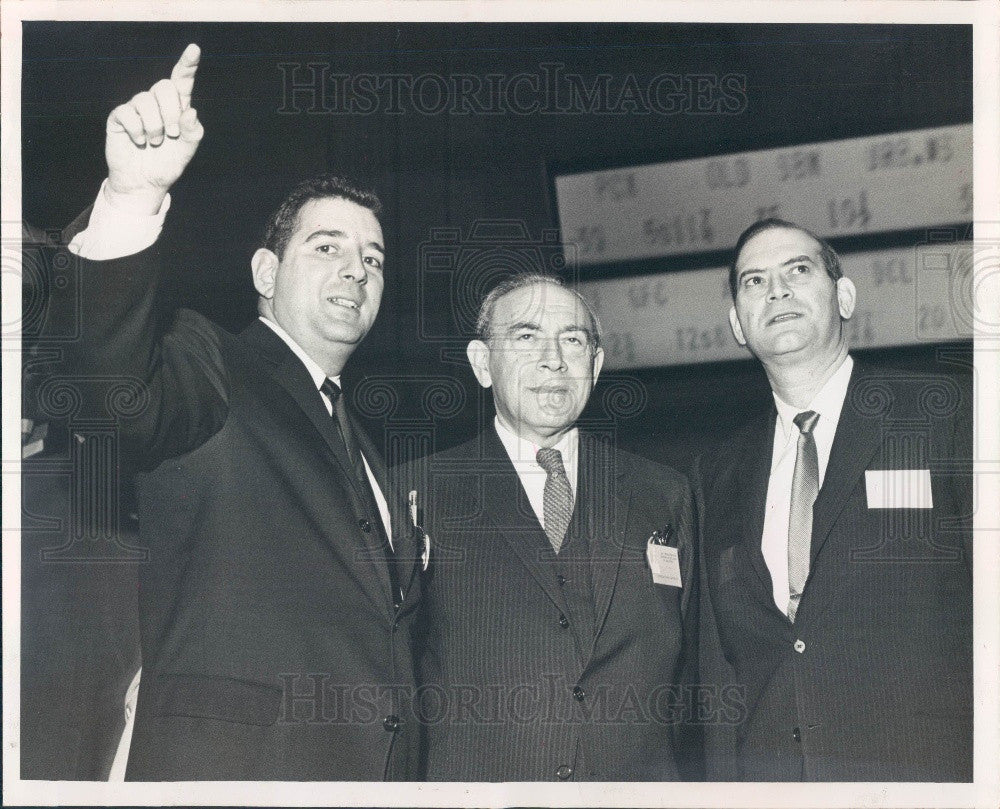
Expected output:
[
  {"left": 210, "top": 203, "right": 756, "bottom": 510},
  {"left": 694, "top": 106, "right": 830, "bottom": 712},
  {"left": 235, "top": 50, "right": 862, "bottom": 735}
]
[{"left": 475, "top": 273, "right": 602, "bottom": 351}]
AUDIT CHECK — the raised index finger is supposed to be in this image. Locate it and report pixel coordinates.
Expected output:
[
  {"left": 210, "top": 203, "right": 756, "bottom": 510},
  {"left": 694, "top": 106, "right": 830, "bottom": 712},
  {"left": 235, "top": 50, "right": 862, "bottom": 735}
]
[{"left": 170, "top": 43, "right": 200, "bottom": 110}]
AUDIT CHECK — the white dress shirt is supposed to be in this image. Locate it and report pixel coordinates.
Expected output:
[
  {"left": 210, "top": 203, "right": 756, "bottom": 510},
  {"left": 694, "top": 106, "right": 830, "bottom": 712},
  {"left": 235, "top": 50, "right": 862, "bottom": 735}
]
[
  {"left": 68, "top": 179, "right": 169, "bottom": 260},
  {"left": 761, "top": 355, "right": 853, "bottom": 614},
  {"left": 493, "top": 416, "right": 578, "bottom": 531}
]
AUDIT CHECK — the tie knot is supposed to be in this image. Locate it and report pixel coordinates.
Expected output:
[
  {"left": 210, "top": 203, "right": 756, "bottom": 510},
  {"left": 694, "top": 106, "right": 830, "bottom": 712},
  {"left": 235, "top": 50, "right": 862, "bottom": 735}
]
[
  {"left": 536, "top": 447, "right": 566, "bottom": 476},
  {"left": 793, "top": 410, "right": 820, "bottom": 435},
  {"left": 320, "top": 379, "right": 342, "bottom": 403}
]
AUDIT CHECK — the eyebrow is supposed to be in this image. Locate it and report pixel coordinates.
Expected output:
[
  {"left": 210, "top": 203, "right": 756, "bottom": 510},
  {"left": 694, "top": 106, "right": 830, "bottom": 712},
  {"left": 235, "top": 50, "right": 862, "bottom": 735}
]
[
  {"left": 737, "top": 253, "right": 816, "bottom": 283},
  {"left": 502, "top": 321, "right": 592, "bottom": 337},
  {"left": 304, "top": 229, "right": 385, "bottom": 255}
]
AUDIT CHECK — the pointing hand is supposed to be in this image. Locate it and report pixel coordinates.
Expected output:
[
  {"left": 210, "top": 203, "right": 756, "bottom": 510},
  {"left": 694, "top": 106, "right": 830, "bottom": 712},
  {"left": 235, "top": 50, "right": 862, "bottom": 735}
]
[{"left": 105, "top": 44, "right": 204, "bottom": 213}]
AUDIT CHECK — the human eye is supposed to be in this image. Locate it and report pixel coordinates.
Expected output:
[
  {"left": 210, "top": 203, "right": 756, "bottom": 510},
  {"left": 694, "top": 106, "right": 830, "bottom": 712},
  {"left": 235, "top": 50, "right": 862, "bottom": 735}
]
[
  {"left": 742, "top": 274, "right": 763, "bottom": 287},
  {"left": 364, "top": 254, "right": 384, "bottom": 271},
  {"left": 315, "top": 242, "right": 339, "bottom": 255},
  {"left": 790, "top": 263, "right": 810, "bottom": 275}
]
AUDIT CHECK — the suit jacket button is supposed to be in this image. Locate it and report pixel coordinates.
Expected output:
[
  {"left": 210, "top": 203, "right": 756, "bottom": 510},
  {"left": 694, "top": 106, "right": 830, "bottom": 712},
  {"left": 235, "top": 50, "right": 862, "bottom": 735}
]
[
  {"left": 572, "top": 686, "right": 586, "bottom": 702},
  {"left": 793, "top": 639, "right": 806, "bottom": 653},
  {"left": 792, "top": 726, "right": 801, "bottom": 742},
  {"left": 558, "top": 614, "right": 570, "bottom": 629},
  {"left": 383, "top": 714, "right": 402, "bottom": 732},
  {"left": 359, "top": 519, "right": 372, "bottom": 533},
  {"left": 556, "top": 764, "right": 573, "bottom": 780},
  {"left": 556, "top": 574, "right": 567, "bottom": 586}
]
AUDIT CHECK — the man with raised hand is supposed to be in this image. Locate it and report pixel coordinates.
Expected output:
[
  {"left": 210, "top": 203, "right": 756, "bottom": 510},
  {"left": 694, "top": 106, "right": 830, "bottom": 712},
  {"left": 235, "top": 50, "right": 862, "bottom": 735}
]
[
  {"left": 694, "top": 219, "right": 972, "bottom": 781},
  {"left": 63, "top": 44, "right": 421, "bottom": 780}
]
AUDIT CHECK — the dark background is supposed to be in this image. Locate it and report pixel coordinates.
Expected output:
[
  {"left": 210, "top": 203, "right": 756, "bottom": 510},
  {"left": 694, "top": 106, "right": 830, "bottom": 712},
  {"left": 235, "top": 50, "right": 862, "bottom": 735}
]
[{"left": 22, "top": 21, "right": 973, "bottom": 470}]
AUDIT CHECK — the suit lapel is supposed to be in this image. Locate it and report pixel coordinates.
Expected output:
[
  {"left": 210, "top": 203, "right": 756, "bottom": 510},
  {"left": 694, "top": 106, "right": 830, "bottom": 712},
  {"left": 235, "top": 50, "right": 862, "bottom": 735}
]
[
  {"left": 243, "top": 322, "right": 360, "bottom": 494},
  {"left": 735, "top": 410, "right": 780, "bottom": 606},
  {"left": 352, "top": 412, "right": 420, "bottom": 604},
  {"left": 478, "top": 429, "right": 569, "bottom": 615},
  {"left": 582, "top": 433, "right": 629, "bottom": 644},
  {"left": 241, "top": 321, "right": 395, "bottom": 613},
  {"left": 809, "top": 363, "right": 883, "bottom": 566}
]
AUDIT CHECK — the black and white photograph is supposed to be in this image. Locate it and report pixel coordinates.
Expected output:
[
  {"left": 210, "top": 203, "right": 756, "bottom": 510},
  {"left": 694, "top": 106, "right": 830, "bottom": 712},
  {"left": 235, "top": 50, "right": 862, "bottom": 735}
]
[{"left": 3, "top": 2, "right": 998, "bottom": 807}]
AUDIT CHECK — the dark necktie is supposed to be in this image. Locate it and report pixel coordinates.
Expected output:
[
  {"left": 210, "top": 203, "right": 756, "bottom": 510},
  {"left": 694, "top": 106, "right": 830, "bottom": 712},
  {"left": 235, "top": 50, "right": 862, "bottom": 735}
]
[
  {"left": 320, "top": 379, "right": 402, "bottom": 601},
  {"left": 536, "top": 447, "right": 573, "bottom": 554},
  {"left": 787, "top": 410, "right": 820, "bottom": 622}
]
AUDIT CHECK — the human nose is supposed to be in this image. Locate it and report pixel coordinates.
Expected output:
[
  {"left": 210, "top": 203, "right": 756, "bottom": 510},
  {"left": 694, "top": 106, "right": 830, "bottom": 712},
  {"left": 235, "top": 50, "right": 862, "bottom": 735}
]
[
  {"left": 339, "top": 248, "right": 368, "bottom": 284},
  {"left": 537, "top": 337, "right": 567, "bottom": 371},
  {"left": 766, "top": 273, "right": 792, "bottom": 302}
]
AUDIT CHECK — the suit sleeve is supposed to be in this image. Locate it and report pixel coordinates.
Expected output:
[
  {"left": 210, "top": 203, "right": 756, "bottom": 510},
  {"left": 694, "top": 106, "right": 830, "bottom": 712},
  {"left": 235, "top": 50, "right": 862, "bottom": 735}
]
[
  {"left": 671, "top": 468, "right": 705, "bottom": 781},
  {"left": 690, "top": 454, "right": 742, "bottom": 781},
  {"left": 61, "top": 206, "right": 229, "bottom": 473}
]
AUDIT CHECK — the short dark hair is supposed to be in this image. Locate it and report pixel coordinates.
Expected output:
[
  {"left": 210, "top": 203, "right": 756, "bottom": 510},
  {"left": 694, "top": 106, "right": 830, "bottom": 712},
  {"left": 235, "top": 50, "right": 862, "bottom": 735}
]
[
  {"left": 475, "top": 273, "right": 602, "bottom": 351},
  {"left": 728, "top": 218, "right": 842, "bottom": 300},
  {"left": 261, "top": 174, "right": 383, "bottom": 259}
]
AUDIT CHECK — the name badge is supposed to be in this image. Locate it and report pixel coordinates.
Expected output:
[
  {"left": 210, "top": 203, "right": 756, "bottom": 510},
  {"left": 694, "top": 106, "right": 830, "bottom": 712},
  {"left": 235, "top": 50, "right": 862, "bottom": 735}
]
[
  {"left": 647, "top": 540, "right": 683, "bottom": 588},
  {"left": 865, "top": 469, "right": 933, "bottom": 509}
]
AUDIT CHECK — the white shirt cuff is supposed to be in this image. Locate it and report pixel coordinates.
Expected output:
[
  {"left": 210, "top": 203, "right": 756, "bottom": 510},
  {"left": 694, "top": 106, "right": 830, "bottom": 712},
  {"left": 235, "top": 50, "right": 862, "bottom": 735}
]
[{"left": 68, "top": 179, "right": 170, "bottom": 260}]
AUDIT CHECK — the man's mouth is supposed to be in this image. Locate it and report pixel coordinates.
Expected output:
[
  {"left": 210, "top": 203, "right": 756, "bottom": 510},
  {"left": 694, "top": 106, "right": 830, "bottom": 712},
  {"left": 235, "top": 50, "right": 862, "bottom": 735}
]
[
  {"left": 530, "top": 384, "right": 573, "bottom": 410},
  {"left": 767, "top": 312, "right": 802, "bottom": 326},
  {"left": 531, "top": 383, "right": 568, "bottom": 394},
  {"left": 327, "top": 296, "right": 360, "bottom": 311}
]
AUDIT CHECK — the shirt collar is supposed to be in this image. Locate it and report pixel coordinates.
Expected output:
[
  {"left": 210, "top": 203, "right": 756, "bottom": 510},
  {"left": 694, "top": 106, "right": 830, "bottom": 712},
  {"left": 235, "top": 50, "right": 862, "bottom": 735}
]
[
  {"left": 773, "top": 354, "right": 853, "bottom": 443},
  {"left": 259, "top": 316, "right": 340, "bottom": 390},
  {"left": 493, "top": 415, "right": 578, "bottom": 470}
]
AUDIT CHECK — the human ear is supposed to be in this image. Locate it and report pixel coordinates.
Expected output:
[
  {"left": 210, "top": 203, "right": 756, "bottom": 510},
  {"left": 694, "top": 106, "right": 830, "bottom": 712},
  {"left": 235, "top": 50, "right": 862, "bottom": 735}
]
[
  {"left": 251, "top": 248, "right": 279, "bottom": 299},
  {"left": 729, "top": 305, "right": 747, "bottom": 346},
  {"left": 836, "top": 277, "right": 857, "bottom": 320},
  {"left": 466, "top": 340, "right": 493, "bottom": 389}
]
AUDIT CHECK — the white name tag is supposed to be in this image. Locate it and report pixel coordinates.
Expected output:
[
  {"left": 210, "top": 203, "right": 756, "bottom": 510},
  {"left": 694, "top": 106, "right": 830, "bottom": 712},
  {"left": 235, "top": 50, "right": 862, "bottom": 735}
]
[
  {"left": 647, "top": 542, "right": 683, "bottom": 588},
  {"left": 865, "top": 469, "right": 933, "bottom": 509}
]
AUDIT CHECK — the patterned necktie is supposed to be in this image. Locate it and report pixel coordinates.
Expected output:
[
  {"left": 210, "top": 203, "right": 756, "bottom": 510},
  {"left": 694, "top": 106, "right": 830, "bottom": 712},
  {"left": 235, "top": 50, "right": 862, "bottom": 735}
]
[
  {"left": 787, "top": 410, "right": 820, "bottom": 622},
  {"left": 536, "top": 447, "right": 573, "bottom": 554},
  {"left": 320, "top": 379, "right": 402, "bottom": 600},
  {"left": 320, "top": 379, "right": 367, "bottom": 486}
]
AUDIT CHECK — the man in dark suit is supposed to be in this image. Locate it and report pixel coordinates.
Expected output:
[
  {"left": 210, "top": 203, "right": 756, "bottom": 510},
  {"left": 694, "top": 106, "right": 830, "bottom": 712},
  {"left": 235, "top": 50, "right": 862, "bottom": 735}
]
[
  {"left": 410, "top": 274, "right": 699, "bottom": 781},
  {"left": 694, "top": 219, "right": 972, "bottom": 781},
  {"left": 59, "top": 44, "right": 421, "bottom": 780}
]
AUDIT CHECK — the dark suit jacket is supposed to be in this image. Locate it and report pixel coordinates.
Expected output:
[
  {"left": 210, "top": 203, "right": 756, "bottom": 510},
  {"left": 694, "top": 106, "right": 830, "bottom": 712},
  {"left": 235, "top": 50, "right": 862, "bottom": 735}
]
[
  {"left": 65, "top": 233, "right": 422, "bottom": 780},
  {"left": 20, "top": 462, "right": 141, "bottom": 780},
  {"left": 21, "top": 222, "right": 142, "bottom": 780},
  {"left": 408, "top": 427, "right": 699, "bottom": 781},
  {"left": 693, "top": 361, "right": 973, "bottom": 781}
]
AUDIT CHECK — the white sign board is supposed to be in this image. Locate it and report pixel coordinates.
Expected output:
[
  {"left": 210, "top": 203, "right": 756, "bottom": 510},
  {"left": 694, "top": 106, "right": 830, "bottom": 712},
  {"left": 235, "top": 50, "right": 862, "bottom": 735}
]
[{"left": 556, "top": 124, "right": 972, "bottom": 266}]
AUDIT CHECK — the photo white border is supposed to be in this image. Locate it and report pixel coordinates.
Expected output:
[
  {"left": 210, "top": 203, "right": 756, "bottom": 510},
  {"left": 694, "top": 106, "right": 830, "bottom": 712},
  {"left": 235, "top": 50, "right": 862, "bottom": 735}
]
[{"left": 3, "top": 2, "right": 998, "bottom": 807}]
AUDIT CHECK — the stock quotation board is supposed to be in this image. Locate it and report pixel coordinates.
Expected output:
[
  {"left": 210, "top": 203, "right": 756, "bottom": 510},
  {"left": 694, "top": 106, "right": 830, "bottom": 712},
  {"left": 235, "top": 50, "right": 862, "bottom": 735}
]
[{"left": 553, "top": 124, "right": 973, "bottom": 369}]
